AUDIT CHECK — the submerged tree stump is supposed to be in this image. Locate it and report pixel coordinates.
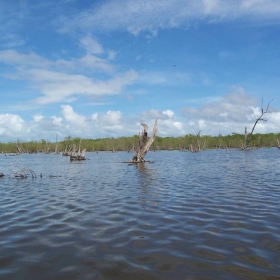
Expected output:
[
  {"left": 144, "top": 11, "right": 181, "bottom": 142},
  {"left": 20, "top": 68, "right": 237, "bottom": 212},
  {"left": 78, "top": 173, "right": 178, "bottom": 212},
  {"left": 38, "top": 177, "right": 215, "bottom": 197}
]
[{"left": 126, "top": 119, "right": 158, "bottom": 163}]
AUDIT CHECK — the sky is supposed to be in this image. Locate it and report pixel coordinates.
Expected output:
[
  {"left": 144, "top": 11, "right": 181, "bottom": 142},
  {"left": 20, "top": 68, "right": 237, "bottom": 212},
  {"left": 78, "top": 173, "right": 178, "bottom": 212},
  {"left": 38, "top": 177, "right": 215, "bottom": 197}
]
[{"left": 0, "top": 0, "right": 280, "bottom": 142}]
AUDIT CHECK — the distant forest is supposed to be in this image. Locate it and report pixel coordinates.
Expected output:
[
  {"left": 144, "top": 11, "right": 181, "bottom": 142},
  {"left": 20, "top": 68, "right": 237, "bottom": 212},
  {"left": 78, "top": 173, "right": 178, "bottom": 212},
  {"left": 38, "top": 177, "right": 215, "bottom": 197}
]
[{"left": 1, "top": 132, "right": 280, "bottom": 154}]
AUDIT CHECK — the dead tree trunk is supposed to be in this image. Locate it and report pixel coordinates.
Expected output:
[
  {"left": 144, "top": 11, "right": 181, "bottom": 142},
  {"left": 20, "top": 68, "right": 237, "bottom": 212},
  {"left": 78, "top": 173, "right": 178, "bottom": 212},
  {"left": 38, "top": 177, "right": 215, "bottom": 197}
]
[
  {"left": 16, "top": 145, "right": 21, "bottom": 155},
  {"left": 243, "top": 98, "right": 273, "bottom": 150},
  {"left": 241, "top": 127, "right": 248, "bottom": 150},
  {"left": 195, "top": 130, "right": 201, "bottom": 152},
  {"left": 130, "top": 119, "right": 158, "bottom": 163},
  {"left": 276, "top": 138, "right": 280, "bottom": 149}
]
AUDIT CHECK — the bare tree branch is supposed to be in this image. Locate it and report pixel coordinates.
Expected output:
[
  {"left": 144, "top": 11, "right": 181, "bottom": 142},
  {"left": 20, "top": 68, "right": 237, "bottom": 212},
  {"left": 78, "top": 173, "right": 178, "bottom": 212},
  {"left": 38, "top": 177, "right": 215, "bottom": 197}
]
[{"left": 243, "top": 98, "right": 273, "bottom": 149}]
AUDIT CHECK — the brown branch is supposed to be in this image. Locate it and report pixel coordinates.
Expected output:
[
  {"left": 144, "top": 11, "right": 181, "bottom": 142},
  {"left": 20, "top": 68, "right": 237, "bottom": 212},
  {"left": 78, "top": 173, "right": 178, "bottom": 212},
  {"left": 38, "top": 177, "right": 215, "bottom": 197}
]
[{"left": 245, "top": 98, "right": 273, "bottom": 148}]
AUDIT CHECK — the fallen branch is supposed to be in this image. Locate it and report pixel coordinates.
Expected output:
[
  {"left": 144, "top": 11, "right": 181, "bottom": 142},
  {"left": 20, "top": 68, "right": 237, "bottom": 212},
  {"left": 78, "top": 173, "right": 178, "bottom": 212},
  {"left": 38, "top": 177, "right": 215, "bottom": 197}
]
[{"left": 8, "top": 157, "right": 37, "bottom": 179}]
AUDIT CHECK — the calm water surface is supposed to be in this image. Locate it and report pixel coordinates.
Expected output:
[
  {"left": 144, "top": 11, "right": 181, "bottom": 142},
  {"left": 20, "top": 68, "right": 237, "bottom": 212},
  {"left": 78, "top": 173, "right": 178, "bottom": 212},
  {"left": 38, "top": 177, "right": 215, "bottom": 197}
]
[{"left": 0, "top": 149, "right": 280, "bottom": 280}]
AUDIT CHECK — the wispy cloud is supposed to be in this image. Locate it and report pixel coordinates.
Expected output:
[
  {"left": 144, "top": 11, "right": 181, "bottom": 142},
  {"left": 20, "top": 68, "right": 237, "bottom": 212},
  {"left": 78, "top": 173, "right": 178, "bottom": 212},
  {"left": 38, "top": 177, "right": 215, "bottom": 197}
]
[
  {"left": 0, "top": 47, "right": 114, "bottom": 73},
  {"left": 0, "top": 34, "right": 25, "bottom": 48},
  {"left": 182, "top": 87, "right": 257, "bottom": 123},
  {"left": 56, "top": 0, "right": 280, "bottom": 35},
  {"left": 137, "top": 71, "right": 192, "bottom": 86},
  {"left": 0, "top": 47, "right": 138, "bottom": 105},
  {"left": 29, "top": 68, "right": 138, "bottom": 104},
  {"left": 181, "top": 87, "right": 279, "bottom": 135},
  {"left": 1, "top": 0, "right": 280, "bottom": 41},
  {"left": 79, "top": 36, "right": 104, "bottom": 55},
  {"left": 0, "top": 50, "right": 51, "bottom": 68}
]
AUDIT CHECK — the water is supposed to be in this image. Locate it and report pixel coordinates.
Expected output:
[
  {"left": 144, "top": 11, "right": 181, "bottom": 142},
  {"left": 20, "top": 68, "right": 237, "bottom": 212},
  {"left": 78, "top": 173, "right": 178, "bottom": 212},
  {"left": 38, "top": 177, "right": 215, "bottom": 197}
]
[{"left": 0, "top": 149, "right": 280, "bottom": 280}]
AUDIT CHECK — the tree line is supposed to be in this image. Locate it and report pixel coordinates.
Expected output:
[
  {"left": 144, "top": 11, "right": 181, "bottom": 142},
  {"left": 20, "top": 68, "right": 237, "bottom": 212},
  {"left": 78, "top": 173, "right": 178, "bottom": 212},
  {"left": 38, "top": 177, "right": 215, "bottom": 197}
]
[{"left": 1, "top": 132, "right": 280, "bottom": 154}]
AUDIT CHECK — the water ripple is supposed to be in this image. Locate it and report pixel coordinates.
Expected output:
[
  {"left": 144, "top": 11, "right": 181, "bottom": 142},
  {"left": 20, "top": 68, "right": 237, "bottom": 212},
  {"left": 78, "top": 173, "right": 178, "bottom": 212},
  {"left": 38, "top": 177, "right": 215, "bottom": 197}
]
[{"left": 0, "top": 150, "right": 280, "bottom": 279}]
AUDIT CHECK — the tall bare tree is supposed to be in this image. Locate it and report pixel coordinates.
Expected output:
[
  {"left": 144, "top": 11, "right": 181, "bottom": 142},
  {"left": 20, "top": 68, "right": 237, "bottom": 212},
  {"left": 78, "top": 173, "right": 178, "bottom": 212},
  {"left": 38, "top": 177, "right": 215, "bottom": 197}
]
[{"left": 242, "top": 98, "right": 273, "bottom": 150}]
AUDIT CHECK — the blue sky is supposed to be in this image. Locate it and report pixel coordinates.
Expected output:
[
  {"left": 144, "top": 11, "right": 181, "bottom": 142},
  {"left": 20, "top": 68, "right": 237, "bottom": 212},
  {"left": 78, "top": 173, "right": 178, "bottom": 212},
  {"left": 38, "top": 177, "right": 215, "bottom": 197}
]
[{"left": 0, "top": 0, "right": 280, "bottom": 142}]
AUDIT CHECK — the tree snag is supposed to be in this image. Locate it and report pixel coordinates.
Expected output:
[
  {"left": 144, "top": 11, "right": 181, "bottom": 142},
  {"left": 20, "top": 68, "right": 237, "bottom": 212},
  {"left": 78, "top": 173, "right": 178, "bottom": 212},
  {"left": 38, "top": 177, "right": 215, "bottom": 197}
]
[
  {"left": 242, "top": 98, "right": 273, "bottom": 150},
  {"left": 276, "top": 138, "right": 280, "bottom": 149},
  {"left": 129, "top": 119, "right": 158, "bottom": 163}
]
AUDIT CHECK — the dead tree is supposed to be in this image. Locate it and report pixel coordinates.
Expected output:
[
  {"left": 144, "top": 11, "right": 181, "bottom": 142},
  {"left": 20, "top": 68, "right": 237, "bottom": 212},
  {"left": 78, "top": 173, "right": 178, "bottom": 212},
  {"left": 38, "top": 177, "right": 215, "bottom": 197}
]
[
  {"left": 276, "top": 138, "right": 280, "bottom": 149},
  {"left": 242, "top": 98, "right": 273, "bottom": 150},
  {"left": 194, "top": 130, "right": 201, "bottom": 152},
  {"left": 189, "top": 130, "right": 201, "bottom": 152},
  {"left": 16, "top": 138, "right": 21, "bottom": 154},
  {"left": 129, "top": 119, "right": 158, "bottom": 163},
  {"left": 16, "top": 145, "right": 21, "bottom": 155}
]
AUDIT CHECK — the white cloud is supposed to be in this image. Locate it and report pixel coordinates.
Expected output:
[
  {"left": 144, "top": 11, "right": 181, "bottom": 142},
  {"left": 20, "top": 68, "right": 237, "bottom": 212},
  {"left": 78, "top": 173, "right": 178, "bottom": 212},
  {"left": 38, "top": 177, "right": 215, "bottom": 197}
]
[
  {"left": 57, "top": 0, "right": 280, "bottom": 35},
  {"left": 79, "top": 36, "right": 104, "bottom": 55},
  {"left": 138, "top": 71, "right": 167, "bottom": 85},
  {"left": 0, "top": 49, "right": 114, "bottom": 73},
  {"left": 28, "top": 115, "right": 63, "bottom": 137},
  {"left": 140, "top": 109, "right": 184, "bottom": 136},
  {"left": 1, "top": 33, "right": 25, "bottom": 48},
  {"left": 107, "top": 50, "right": 117, "bottom": 60},
  {"left": 0, "top": 49, "right": 138, "bottom": 105},
  {"left": 0, "top": 50, "right": 51, "bottom": 68},
  {"left": 92, "top": 113, "right": 98, "bottom": 121},
  {"left": 0, "top": 99, "right": 279, "bottom": 142},
  {"left": 198, "top": 119, "right": 206, "bottom": 130},
  {"left": 182, "top": 87, "right": 278, "bottom": 135},
  {"left": 0, "top": 113, "right": 25, "bottom": 136},
  {"left": 163, "top": 109, "right": 174, "bottom": 118},
  {"left": 61, "top": 105, "right": 86, "bottom": 126},
  {"left": 182, "top": 87, "right": 258, "bottom": 123},
  {"left": 90, "top": 110, "right": 125, "bottom": 134},
  {"left": 33, "top": 114, "right": 44, "bottom": 122},
  {"left": 78, "top": 55, "right": 114, "bottom": 72},
  {"left": 51, "top": 116, "right": 62, "bottom": 126},
  {"left": 138, "top": 71, "right": 191, "bottom": 86},
  {"left": 102, "top": 110, "right": 122, "bottom": 125}
]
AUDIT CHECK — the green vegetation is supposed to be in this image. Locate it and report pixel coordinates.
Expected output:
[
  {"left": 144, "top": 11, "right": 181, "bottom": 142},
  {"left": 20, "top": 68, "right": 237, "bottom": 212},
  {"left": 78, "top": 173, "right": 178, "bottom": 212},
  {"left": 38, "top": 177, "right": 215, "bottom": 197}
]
[{"left": 1, "top": 132, "right": 280, "bottom": 154}]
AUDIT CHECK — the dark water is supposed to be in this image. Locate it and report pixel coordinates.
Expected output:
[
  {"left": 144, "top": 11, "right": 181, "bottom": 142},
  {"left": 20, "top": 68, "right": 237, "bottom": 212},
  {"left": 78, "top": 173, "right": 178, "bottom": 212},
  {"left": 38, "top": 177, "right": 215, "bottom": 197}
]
[{"left": 0, "top": 149, "right": 280, "bottom": 280}]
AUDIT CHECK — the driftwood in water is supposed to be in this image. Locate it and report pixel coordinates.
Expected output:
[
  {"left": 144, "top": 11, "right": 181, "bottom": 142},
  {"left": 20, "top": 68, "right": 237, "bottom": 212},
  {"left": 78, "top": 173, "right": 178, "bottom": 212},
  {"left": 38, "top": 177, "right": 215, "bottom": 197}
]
[
  {"left": 70, "top": 148, "right": 86, "bottom": 161},
  {"left": 62, "top": 144, "right": 72, "bottom": 156},
  {"left": 8, "top": 157, "right": 36, "bottom": 179},
  {"left": 126, "top": 119, "right": 158, "bottom": 163},
  {"left": 70, "top": 138, "right": 86, "bottom": 161}
]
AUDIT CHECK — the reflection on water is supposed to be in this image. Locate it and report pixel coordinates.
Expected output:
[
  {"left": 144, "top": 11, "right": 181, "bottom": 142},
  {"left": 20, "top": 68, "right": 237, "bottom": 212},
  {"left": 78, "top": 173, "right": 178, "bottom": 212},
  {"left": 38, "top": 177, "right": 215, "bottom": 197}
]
[
  {"left": 135, "top": 162, "right": 161, "bottom": 212},
  {"left": 0, "top": 149, "right": 280, "bottom": 279}
]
